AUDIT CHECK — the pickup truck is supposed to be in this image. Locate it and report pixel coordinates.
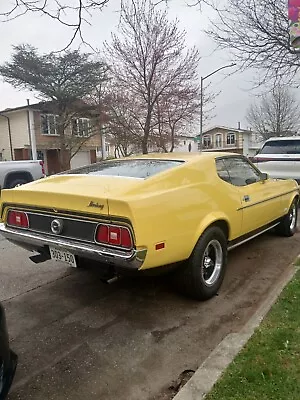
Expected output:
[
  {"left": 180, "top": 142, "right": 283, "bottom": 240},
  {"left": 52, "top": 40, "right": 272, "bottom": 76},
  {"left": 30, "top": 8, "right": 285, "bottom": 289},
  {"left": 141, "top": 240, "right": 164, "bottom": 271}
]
[{"left": 0, "top": 160, "right": 45, "bottom": 189}]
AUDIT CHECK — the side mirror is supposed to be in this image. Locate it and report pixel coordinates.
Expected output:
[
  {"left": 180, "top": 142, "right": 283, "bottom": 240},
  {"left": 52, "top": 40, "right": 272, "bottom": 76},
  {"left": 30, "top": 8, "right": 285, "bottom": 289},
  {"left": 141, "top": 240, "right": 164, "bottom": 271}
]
[{"left": 260, "top": 173, "right": 268, "bottom": 181}]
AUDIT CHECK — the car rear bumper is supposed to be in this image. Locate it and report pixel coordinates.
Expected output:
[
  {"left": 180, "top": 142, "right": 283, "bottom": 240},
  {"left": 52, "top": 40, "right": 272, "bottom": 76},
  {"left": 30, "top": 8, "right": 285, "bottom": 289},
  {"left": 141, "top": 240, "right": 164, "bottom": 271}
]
[{"left": 0, "top": 223, "right": 147, "bottom": 270}]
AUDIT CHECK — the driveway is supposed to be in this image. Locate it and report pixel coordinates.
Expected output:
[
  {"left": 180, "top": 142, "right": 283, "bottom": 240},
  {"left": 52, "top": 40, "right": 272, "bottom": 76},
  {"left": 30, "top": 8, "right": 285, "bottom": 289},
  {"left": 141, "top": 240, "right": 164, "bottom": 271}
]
[{"left": 1, "top": 226, "right": 300, "bottom": 400}]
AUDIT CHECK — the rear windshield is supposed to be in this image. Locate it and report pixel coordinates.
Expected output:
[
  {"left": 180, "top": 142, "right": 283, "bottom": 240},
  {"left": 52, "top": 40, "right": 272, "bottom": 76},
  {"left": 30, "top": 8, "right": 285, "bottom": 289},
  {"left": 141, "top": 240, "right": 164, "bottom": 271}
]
[
  {"left": 66, "top": 159, "right": 184, "bottom": 179},
  {"left": 260, "top": 139, "right": 300, "bottom": 155}
]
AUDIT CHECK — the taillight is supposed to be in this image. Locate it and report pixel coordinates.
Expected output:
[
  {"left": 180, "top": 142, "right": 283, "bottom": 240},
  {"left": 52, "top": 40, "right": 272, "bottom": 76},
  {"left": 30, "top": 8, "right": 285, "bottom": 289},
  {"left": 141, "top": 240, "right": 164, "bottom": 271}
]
[
  {"left": 7, "top": 210, "right": 29, "bottom": 228},
  {"left": 39, "top": 160, "right": 45, "bottom": 175},
  {"left": 252, "top": 157, "right": 273, "bottom": 163},
  {"left": 96, "top": 224, "right": 133, "bottom": 249}
]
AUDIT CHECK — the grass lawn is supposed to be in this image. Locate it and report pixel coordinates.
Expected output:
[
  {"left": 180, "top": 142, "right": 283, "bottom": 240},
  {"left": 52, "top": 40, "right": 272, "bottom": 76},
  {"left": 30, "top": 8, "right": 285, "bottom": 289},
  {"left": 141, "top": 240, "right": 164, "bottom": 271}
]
[{"left": 205, "top": 269, "right": 300, "bottom": 400}]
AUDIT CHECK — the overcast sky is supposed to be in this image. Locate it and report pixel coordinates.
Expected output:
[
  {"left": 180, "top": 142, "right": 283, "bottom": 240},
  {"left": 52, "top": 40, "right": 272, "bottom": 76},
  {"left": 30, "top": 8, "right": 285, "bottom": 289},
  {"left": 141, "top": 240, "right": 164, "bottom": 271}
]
[{"left": 0, "top": 0, "right": 256, "bottom": 132}]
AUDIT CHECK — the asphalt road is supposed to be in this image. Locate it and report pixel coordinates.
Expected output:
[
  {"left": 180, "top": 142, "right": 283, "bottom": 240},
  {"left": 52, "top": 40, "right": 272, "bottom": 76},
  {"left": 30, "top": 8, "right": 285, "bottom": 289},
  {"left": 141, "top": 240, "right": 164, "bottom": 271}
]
[{"left": 1, "top": 225, "right": 300, "bottom": 400}]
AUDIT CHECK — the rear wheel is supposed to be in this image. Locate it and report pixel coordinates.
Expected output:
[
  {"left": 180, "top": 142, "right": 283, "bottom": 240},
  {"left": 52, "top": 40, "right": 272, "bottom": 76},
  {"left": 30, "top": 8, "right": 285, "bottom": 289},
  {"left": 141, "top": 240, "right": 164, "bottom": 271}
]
[
  {"left": 174, "top": 226, "right": 227, "bottom": 300},
  {"left": 276, "top": 198, "right": 298, "bottom": 237}
]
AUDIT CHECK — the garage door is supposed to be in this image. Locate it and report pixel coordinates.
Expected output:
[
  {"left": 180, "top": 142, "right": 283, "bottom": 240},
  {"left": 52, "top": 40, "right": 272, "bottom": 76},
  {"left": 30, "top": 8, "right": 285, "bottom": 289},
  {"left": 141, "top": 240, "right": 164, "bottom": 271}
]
[{"left": 70, "top": 151, "right": 91, "bottom": 169}]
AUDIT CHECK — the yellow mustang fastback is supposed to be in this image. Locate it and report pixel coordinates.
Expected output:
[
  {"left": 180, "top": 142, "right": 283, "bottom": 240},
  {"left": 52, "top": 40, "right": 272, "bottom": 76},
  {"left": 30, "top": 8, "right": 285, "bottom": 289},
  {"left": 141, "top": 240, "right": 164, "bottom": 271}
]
[{"left": 0, "top": 152, "right": 298, "bottom": 300}]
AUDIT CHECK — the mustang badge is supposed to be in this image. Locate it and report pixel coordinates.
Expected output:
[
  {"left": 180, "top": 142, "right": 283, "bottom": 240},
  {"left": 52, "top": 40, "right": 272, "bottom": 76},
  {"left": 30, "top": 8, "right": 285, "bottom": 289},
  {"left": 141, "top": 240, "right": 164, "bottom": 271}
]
[
  {"left": 51, "top": 219, "right": 64, "bottom": 235},
  {"left": 88, "top": 201, "right": 104, "bottom": 210}
]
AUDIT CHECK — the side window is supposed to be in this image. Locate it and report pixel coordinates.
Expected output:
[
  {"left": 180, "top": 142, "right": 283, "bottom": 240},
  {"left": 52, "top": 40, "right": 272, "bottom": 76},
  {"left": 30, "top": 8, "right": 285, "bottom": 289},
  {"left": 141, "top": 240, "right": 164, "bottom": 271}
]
[
  {"left": 223, "top": 157, "right": 261, "bottom": 186},
  {"left": 216, "top": 159, "right": 231, "bottom": 183}
]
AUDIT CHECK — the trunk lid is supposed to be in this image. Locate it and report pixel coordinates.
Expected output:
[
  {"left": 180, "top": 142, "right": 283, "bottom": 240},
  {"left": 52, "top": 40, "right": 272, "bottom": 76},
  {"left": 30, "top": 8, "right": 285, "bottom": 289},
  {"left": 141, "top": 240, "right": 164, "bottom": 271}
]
[{"left": 1, "top": 175, "right": 144, "bottom": 216}]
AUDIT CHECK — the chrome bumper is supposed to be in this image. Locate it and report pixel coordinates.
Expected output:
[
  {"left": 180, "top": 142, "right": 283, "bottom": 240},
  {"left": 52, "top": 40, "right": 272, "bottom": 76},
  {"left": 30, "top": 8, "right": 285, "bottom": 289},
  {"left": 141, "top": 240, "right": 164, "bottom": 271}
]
[{"left": 0, "top": 223, "right": 147, "bottom": 270}]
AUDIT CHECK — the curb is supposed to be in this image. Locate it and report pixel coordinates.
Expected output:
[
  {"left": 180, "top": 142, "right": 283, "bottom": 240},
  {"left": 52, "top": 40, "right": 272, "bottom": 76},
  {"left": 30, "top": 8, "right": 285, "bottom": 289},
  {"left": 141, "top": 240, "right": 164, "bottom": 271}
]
[{"left": 173, "top": 260, "right": 299, "bottom": 400}]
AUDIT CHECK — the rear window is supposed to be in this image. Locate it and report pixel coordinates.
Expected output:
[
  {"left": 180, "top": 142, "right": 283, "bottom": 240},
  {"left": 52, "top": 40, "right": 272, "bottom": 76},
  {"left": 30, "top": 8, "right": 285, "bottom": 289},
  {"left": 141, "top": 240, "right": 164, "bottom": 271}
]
[
  {"left": 66, "top": 159, "right": 184, "bottom": 179},
  {"left": 260, "top": 139, "right": 300, "bottom": 155}
]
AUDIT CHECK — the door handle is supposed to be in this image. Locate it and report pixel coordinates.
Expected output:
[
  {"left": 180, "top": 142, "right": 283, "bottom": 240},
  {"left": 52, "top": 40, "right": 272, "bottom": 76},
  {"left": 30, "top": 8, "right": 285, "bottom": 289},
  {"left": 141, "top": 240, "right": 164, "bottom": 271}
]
[{"left": 243, "top": 195, "right": 250, "bottom": 202}]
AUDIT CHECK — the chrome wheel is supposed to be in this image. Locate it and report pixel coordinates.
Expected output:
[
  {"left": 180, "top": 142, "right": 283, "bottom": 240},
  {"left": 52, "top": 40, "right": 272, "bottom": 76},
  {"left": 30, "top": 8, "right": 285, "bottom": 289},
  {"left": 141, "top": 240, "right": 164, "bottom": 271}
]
[
  {"left": 201, "top": 240, "right": 223, "bottom": 286},
  {"left": 289, "top": 203, "right": 297, "bottom": 231}
]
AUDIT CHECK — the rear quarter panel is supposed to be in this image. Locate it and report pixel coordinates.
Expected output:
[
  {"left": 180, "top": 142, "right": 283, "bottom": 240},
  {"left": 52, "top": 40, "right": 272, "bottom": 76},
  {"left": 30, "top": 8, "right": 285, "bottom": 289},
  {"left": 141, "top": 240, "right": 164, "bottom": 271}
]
[{"left": 109, "top": 158, "right": 243, "bottom": 269}]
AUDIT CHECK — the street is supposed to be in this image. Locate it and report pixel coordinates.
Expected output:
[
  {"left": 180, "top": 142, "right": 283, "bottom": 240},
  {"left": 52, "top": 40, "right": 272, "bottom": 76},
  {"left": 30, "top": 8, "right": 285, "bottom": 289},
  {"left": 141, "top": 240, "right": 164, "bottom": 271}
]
[{"left": 1, "top": 226, "right": 300, "bottom": 400}]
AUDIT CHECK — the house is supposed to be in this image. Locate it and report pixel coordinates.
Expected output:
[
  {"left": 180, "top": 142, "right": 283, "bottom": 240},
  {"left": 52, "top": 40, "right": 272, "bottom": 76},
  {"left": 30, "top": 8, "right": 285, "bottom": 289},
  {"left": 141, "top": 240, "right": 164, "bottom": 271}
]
[
  {"left": 0, "top": 101, "right": 102, "bottom": 174},
  {"left": 195, "top": 126, "right": 263, "bottom": 156}
]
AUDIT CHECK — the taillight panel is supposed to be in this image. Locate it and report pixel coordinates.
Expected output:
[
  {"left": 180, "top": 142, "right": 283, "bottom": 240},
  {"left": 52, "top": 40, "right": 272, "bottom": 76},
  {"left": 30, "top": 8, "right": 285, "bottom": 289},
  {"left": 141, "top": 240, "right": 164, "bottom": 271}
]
[
  {"left": 7, "top": 210, "right": 29, "bottom": 229},
  {"left": 95, "top": 224, "right": 133, "bottom": 249}
]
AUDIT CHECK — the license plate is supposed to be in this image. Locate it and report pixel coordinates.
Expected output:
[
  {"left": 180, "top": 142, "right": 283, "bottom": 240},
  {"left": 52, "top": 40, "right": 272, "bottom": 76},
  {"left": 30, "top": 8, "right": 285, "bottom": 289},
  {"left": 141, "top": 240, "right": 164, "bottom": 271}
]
[{"left": 49, "top": 246, "right": 77, "bottom": 268}]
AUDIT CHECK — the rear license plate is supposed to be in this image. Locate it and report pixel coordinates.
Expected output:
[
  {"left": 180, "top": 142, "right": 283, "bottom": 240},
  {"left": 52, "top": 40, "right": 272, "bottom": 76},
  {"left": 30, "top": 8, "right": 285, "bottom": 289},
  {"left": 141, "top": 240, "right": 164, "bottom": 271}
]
[{"left": 49, "top": 246, "right": 77, "bottom": 268}]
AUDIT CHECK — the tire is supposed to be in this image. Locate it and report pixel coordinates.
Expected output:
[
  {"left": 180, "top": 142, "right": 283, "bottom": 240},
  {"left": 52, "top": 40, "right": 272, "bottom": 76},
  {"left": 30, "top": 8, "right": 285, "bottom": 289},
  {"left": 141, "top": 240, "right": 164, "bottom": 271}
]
[
  {"left": 7, "top": 178, "right": 28, "bottom": 188},
  {"left": 173, "top": 226, "right": 227, "bottom": 301},
  {"left": 276, "top": 198, "right": 298, "bottom": 237}
]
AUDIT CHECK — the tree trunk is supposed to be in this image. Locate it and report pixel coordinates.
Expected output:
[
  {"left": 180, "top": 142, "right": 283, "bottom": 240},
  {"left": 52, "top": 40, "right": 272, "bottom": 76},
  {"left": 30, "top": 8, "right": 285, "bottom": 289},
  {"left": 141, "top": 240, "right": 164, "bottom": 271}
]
[{"left": 142, "top": 111, "right": 151, "bottom": 154}]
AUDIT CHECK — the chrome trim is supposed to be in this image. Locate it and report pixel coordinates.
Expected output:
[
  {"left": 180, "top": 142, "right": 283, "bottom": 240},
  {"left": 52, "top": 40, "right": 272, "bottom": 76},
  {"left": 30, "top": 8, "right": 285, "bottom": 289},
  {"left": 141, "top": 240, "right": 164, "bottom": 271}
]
[
  {"left": 228, "top": 222, "right": 280, "bottom": 251},
  {"left": 236, "top": 189, "right": 299, "bottom": 211},
  {"left": 0, "top": 223, "right": 147, "bottom": 270},
  {"left": 94, "top": 222, "right": 134, "bottom": 249},
  {"left": 25, "top": 210, "right": 99, "bottom": 225}
]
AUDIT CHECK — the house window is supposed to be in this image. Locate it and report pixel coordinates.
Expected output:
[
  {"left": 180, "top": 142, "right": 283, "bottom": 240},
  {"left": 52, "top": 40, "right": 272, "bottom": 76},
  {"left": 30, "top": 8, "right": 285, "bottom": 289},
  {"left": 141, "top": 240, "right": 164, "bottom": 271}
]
[
  {"left": 226, "top": 133, "right": 236, "bottom": 145},
  {"left": 72, "top": 118, "right": 91, "bottom": 137},
  {"left": 203, "top": 135, "right": 211, "bottom": 149},
  {"left": 215, "top": 134, "right": 222, "bottom": 148},
  {"left": 0, "top": 153, "right": 2, "bottom": 161},
  {"left": 41, "top": 114, "right": 59, "bottom": 135},
  {"left": 105, "top": 144, "right": 110, "bottom": 153}
]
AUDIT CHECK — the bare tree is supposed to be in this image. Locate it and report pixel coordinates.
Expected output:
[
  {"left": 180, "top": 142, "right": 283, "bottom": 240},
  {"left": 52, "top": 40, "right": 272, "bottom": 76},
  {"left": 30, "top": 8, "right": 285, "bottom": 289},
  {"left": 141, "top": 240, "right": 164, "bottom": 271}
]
[
  {"left": 153, "top": 87, "right": 199, "bottom": 152},
  {"left": 246, "top": 86, "right": 300, "bottom": 140},
  {"left": 105, "top": 0, "right": 201, "bottom": 154},
  {"left": 0, "top": 0, "right": 208, "bottom": 48},
  {"left": 207, "top": 0, "right": 300, "bottom": 86},
  {"left": 0, "top": 45, "right": 108, "bottom": 170}
]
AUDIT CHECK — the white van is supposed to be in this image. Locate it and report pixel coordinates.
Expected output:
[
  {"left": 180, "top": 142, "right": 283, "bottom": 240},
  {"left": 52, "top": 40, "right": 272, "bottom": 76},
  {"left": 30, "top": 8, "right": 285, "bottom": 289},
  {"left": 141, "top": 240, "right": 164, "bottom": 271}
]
[{"left": 251, "top": 136, "right": 300, "bottom": 183}]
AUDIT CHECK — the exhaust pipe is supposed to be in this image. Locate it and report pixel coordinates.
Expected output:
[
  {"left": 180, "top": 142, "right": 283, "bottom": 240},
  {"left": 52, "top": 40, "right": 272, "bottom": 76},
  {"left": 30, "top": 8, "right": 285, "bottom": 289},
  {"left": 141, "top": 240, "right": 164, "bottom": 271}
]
[{"left": 101, "top": 275, "right": 120, "bottom": 285}]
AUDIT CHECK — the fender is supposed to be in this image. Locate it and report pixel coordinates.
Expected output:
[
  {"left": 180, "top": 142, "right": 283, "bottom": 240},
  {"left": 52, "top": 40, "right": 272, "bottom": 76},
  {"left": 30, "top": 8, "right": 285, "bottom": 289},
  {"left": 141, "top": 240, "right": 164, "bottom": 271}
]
[{"left": 190, "top": 212, "right": 231, "bottom": 256}]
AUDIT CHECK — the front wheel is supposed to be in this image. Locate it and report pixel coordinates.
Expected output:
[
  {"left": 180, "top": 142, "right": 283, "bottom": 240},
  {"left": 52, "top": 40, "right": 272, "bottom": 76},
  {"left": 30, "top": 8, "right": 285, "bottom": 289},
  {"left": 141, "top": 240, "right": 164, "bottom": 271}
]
[
  {"left": 276, "top": 198, "right": 298, "bottom": 237},
  {"left": 173, "top": 226, "right": 227, "bottom": 301}
]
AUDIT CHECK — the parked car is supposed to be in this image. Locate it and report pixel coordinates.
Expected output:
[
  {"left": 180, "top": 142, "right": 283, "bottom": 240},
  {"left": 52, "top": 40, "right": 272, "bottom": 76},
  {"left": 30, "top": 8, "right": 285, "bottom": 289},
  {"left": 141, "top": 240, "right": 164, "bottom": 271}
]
[
  {"left": 251, "top": 136, "right": 300, "bottom": 183},
  {"left": 0, "top": 160, "right": 45, "bottom": 190},
  {"left": 0, "top": 153, "right": 298, "bottom": 300},
  {"left": 0, "top": 303, "right": 17, "bottom": 400}
]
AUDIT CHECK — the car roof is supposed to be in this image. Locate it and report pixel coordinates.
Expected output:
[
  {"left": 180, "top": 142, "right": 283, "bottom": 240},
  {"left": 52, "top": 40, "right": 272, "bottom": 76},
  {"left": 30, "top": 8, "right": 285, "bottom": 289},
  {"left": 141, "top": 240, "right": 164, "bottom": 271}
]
[
  {"left": 264, "top": 136, "right": 300, "bottom": 142},
  {"left": 126, "top": 152, "right": 238, "bottom": 162}
]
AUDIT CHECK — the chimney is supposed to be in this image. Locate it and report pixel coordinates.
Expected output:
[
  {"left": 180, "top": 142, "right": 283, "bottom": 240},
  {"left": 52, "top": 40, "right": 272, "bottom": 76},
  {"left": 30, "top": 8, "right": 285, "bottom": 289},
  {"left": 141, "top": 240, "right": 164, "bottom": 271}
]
[{"left": 238, "top": 121, "right": 241, "bottom": 130}]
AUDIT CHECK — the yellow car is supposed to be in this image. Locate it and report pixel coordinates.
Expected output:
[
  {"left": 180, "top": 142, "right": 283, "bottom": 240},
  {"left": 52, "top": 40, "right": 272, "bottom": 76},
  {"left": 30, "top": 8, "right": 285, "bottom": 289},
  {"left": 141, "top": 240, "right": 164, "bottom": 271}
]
[{"left": 0, "top": 153, "right": 298, "bottom": 300}]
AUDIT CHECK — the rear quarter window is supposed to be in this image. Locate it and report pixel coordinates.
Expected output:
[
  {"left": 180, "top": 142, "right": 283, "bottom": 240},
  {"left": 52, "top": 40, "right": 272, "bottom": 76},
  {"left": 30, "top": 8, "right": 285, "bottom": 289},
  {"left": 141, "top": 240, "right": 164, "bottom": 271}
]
[
  {"left": 66, "top": 159, "right": 184, "bottom": 179},
  {"left": 260, "top": 140, "right": 300, "bottom": 155}
]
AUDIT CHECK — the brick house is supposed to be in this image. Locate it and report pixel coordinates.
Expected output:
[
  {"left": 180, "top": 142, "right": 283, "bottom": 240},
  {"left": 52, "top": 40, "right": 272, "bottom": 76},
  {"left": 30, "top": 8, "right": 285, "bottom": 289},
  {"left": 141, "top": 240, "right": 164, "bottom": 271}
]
[
  {"left": 195, "top": 126, "right": 263, "bottom": 156},
  {"left": 0, "top": 101, "right": 102, "bottom": 174}
]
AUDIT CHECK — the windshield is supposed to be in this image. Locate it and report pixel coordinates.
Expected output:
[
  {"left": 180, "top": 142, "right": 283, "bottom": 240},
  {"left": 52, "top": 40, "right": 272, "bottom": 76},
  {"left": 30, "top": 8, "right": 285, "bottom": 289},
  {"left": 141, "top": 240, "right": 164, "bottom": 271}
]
[
  {"left": 260, "top": 139, "right": 300, "bottom": 155},
  {"left": 66, "top": 159, "right": 184, "bottom": 179}
]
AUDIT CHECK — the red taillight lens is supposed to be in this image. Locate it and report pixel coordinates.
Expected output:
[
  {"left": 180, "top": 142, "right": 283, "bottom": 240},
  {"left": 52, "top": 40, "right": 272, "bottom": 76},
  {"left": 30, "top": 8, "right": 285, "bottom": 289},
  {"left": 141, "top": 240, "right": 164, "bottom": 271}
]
[
  {"left": 96, "top": 224, "right": 133, "bottom": 249},
  {"left": 96, "top": 225, "right": 109, "bottom": 243},
  {"left": 121, "top": 228, "right": 132, "bottom": 248},
  {"left": 7, "top": 210, "right": 29, "bottom": 228}
]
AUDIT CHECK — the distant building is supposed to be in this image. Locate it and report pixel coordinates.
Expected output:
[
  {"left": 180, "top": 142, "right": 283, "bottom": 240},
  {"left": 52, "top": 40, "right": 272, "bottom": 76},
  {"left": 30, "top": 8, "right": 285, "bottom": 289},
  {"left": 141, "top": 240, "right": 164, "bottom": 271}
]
[
  {"left": 195, "top": 126, "right": 263, "bottom": 157},
  {"left": 0, "top": 101, "right": 102, "bottom": 174}
]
